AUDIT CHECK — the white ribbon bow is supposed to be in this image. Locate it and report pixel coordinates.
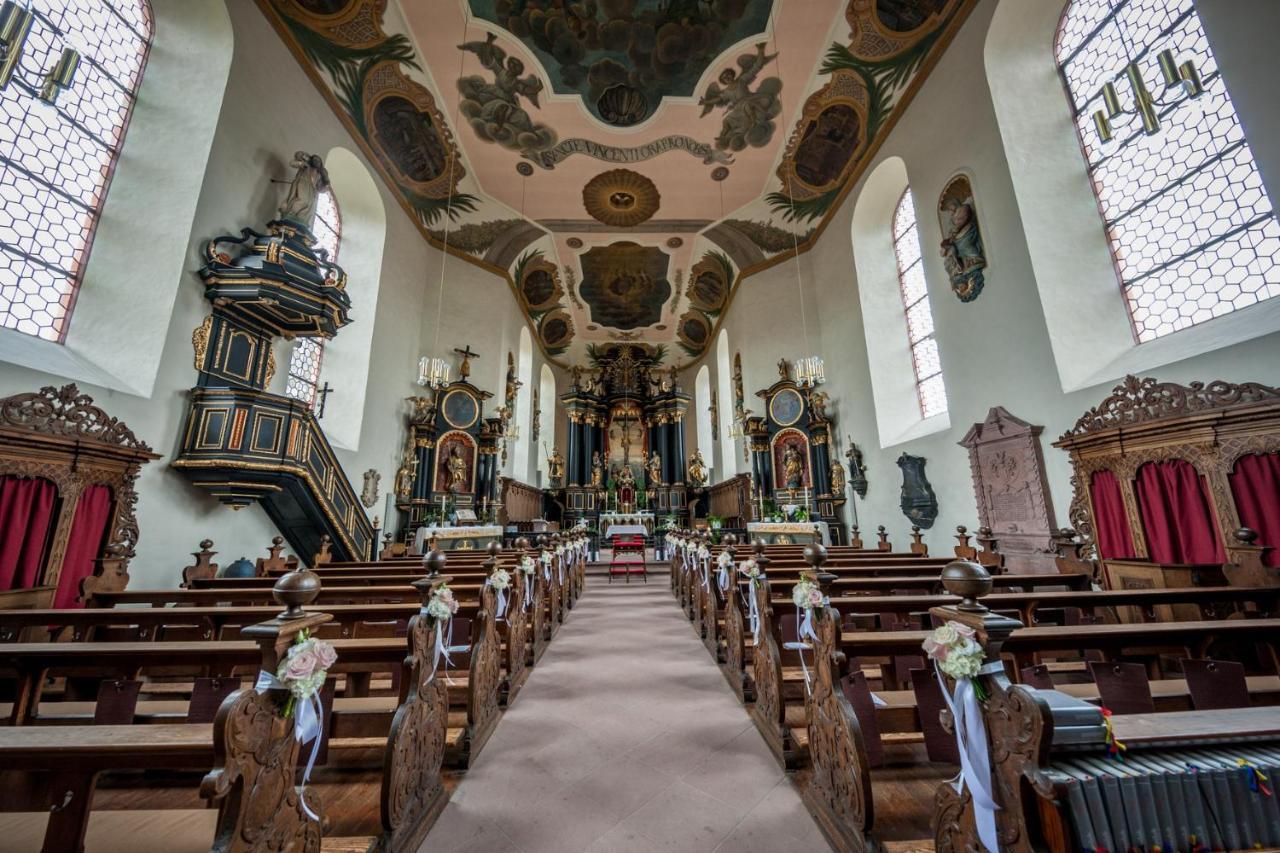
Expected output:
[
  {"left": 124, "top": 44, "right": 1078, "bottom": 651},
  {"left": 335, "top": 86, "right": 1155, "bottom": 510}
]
[
  {"left": 936, "top": 661, "right": 1003, "bottom": 852},
  {"left": 782, "top": 609, "right": 819, "bottom": 693},
  {"left": 254, "top": 670, "right": 324, "bottom": 821},
  {"left": 523, "top": 575, "right": 533, "bottom": 612}
]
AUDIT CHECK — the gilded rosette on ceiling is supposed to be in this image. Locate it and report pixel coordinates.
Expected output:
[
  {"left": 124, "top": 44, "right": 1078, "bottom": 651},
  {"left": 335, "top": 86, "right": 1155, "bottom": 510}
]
[
  {"left": 582, "top": 169, "right": 661, "bottom": 227},
  {"left": 272, "top": 0, "right": 388, "bottom": 48},
  {"left": 363, "top": 62, "right": 464, "bottom": 202}
]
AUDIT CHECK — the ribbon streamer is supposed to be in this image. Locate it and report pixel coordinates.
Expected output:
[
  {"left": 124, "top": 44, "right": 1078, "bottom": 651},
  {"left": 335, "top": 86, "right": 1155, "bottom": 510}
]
[
  {"left": 935, "top": 660, "right": 1003, "bottom": 852},
  {"left": 746, "top": 583, "right": 761, "bottom": 644},
  {"left": 783, "top": 609, "right": 816, "bottom": 693},
  {"left": 522, "top": 575, "right": 533, "bottom": 612},
  {"left": 255, "top": 670, "right": 324, "bottom": 821}
]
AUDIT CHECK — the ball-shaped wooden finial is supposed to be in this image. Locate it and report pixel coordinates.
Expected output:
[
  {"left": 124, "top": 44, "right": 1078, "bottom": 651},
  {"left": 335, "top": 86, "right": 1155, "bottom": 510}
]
[
  {"left": 955, "top": 525, "right": 967, "bottom": 535},
  {"left": 1234, "top": 527, "right": 1258, "bottom": 545},
  {"left": 273, "top": 568, "right": 320, "bottom": 618},
  {"left": 722, "top": 532, "right": 738, "bottom": 546},
  {"left": 486, "top": 540, "right": 502, "bottom": 558},
  {"left": 516, "top": 536, "right": 530, "bottom": 551},
  {"left": 803, "top": 543, "right": 828, "bottom": 570},
  {"left": 424, "top": 548, "right": 447, "bottom": 578},
  {"left": 940, "top": 559, "right": 991, "bottom": 612}
]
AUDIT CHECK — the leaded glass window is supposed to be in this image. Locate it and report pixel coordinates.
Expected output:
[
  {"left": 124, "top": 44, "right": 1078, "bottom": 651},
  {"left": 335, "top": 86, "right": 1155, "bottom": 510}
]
[
  {"left": 892, "top": 187, "right": 947, "bottom": 419},
  {"left": 0, "top": 0, "right": 153, "bottom": 341},
  {"left": 285, "top": 186, "right": 339, "bottom": 408},
  {"left": 1056, "top": 0, "right": 1280, "bottom": 342}
]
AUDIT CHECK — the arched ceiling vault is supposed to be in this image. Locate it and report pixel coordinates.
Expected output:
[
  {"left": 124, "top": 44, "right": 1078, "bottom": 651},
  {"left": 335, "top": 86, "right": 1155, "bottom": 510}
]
[{"left": 259, "top": 0, "right": 975, "bottom": 367}]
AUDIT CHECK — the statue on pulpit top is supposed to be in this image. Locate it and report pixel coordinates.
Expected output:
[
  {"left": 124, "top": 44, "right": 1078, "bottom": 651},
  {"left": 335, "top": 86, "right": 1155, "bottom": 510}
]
[
  {"left": 277, "top": 151, "right": 330, "bottom": 225},
  {"left": 647, "top": 451, "right": 663, "bottom": 486},
  {"left": 688, "top": 450, "right": 708, "bottom": 487},
  {"left": 590, "top": 451, "right": 604, "bottom": 489}
]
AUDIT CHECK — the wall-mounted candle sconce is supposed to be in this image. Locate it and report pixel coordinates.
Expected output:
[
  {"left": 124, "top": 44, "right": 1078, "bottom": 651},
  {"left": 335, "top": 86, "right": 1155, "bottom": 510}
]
[{"left": 0, "top": 2, "right": 81, "bottom": 105}]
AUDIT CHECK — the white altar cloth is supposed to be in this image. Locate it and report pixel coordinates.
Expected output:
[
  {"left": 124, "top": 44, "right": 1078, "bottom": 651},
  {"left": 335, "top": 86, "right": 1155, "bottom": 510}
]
[
  {"left": 604, "top": 524, "right": 648, "bottom": 540},
  {"left": 414, "top": 525, "right": 503, "bottom": 552}
]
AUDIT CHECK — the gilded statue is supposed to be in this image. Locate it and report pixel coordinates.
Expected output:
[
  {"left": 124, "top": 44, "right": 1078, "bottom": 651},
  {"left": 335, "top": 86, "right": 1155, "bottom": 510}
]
[
  {"left": 829, "top": 458, "right": 846, "bottom": 495},
  {"left": 590, "top": 451, "right": 604, "bottom": 489},
  {"left": 407, "top": 395, "right": 434, "bottom": 425},
  {"left": 616, "top": 464, "right": 636, "bottom": 490},
  {"left": 547, "top": 447, "right": 565, "bottom": 486},
  {"left": 394, "top": 446, "right": 417, "bottom": 499},
  {"left": 445, "top": 446, "right": 467, "bottom": 494},
  {"left": 782, "top": 443, "right": 805, "bottom": 490},
  {"left": 277, "top": 151, "right": 329, "bottom": 225},
  {"left": 647, "top": 451, "right": 663, "bottom": 486},
  {"left": 688, "top": 450, "right": 708, "bottom": 487},
  {"left": 809, "top": 390, "right": 830, "bottom": 420}
]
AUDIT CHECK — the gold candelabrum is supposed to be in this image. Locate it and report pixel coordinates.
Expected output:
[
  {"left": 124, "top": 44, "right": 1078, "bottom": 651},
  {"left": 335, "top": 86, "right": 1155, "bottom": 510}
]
[{"left": 1091, "top": 48, "right": 1204, "bottom": 143}]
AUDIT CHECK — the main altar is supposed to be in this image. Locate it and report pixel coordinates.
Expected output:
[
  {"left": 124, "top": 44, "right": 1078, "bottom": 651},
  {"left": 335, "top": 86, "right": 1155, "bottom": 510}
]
[{"left": 556, "top": 344, "right": 692, "bottom": 532}]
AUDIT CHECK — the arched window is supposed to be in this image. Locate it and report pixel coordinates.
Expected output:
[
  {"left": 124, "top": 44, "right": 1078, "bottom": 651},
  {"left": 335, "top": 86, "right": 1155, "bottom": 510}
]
[
  {"left": 0, "top": 1, "right": 153, "bottom": 341},
  {"left": 694, "top": 365, "right": 713, "bottom": 477},
  {"left": 1055, "top": 0, "right": 1279, "bottom": 343},
  {"left": 536, "top": 364, "right": 555, "bottom": 482},
  {"left": 285, "top": 185, "right": 339, "bottom": 408},
  {"left": 892, "top": 188, "right": 947, "bottom": 419},
  {"left": 715, "top": 330, "right": 735, "bottom": 477},
  {"left": 512, "top": 327, "right": 533, "bottom": 478}
]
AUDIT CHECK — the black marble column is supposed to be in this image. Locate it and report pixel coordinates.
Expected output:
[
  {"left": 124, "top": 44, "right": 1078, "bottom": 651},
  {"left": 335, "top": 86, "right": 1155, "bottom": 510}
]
[
  {"left": 671, "top": 419, "right": 686, "bottom": 484},
  {"left": 413, "top": 442, "right": 434, "bottom": 501},
  {"left": 565, "top": 417, "right": 580, "bottom": 486},
  {"left": 811, "top": 438, "right": 831, "bottom": 499}
]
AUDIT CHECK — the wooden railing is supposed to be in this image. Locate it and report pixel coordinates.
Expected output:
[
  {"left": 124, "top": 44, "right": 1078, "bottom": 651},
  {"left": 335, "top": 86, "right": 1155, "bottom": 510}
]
[{"left": 707, "top": 473, "right": 752, "bottom": 527}]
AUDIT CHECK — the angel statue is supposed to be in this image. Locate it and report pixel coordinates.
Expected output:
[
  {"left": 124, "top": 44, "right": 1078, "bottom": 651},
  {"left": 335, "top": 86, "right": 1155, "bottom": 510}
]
[
  {"left": 647, "top": 451, "right": 663, "bottom": 487},
  {"left": 277, "top": 151, "right": 330, "bottom": 225},
  {"left": 457, "top": 32, "right": 556, "bottom": 154},
  {"left": 688, "top": 450, "right": 709, "bottom": 488},
  {"left": 699, "top": 43, "right": 783, "bottom": 153}
]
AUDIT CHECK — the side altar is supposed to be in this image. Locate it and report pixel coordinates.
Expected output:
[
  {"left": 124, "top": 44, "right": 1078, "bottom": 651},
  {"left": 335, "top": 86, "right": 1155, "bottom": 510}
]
[
  {"left": 556, "top": 344, "right": 691, "bottom": 531},
  {"left": 413, "top": 525, "right": 503, "bottom": 553}
]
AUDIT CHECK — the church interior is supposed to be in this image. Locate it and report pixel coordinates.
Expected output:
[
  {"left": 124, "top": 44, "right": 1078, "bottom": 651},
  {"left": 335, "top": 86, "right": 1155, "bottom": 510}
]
[{"left": 0, "top": 0, "right": 1278, "bottom": 850}]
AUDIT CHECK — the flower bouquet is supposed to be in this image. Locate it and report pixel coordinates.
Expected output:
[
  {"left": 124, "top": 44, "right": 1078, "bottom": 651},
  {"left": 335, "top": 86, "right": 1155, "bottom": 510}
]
[
  {"left": 791, "top": 577, "right": 826, "bottom": 612},
  {"left": 427, "top": 584, "right": 459, "bottom": 622},
  {"left": 922, "top": 621, "right": 988, "bottom": 700},
  {"left": 518, "top": 554, "right": 536, "bottom": 575},
  {"left": 277, "top": 631, "right": 337, "bottom": 719},
  {"left": 738, "top": 558, "right": 762, "bottom": 582},
  {"left": 488, "top": 567, "right": 511, "bottom": 590}
]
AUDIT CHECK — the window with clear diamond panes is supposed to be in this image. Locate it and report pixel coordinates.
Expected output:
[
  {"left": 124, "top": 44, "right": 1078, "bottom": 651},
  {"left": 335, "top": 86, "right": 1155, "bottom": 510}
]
[
  {"left": 1056, "top": 0, "right": 1280, "bottom": 343},
  {"left": 892, "top": 188, "right": 947, "bottom": 420},
  {"left": 285, "top": 187, "right": 340, "bottom": 408},
  {"left": 0, "top": 1, "right": 152, "bottom": 341}
]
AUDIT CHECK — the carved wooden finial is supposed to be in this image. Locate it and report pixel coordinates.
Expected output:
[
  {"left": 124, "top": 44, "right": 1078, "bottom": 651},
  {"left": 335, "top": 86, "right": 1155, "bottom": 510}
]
[
  {"left": 876, "top": 525, "right": 890, "bottom": 551},
  {"left": 313, "top": 534, "right": 333, "bottom": 566},
  {"left": 255, "top": 535, "right": 291, "bottom": 576},
  {"left": 515, "top": 536, "right": 530, "bottom": 553},
  {"left": 1224, "top": 526, "right": 1277, "bottom": 589},
  {"left": 850, "top": 524, "right": 863, "bottom": 549},
  {"left": 181, "top": 539, "right": 219, "bottom": 587},
  {"left": 909, "top": 525, "right": 928, "bottom": 556},
  {"left": 803, "top": 543, "right": 828, "bottom": 571},
  {"left": 423, "top": 548, "right": 447, "bottom": 578},
  {"left": 272, "top": 569, "right": 321, "bottom": 619},
  {"left": 940, "top": 559, "right": 991, "bottom": 613}
]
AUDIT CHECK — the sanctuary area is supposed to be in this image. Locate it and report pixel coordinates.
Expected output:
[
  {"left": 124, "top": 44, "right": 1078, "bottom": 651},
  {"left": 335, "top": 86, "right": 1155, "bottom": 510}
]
[{"left": 0, "top": 1, "right": 1277, "bottom": 851}]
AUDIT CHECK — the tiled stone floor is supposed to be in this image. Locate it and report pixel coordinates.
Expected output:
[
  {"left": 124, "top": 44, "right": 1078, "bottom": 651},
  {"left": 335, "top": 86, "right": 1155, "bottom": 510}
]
[{"left": 418, "top": 566, "right": 831, "bottom": 852}]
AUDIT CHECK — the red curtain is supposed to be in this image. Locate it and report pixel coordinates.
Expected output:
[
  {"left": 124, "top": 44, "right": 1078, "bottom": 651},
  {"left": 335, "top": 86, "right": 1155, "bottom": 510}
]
[
  {"left": 1090, "top": 469, "right": 1136, "bottom": 559},
  {"left": 0, "top": 475, "right": 57, "bottom": 590},
  {"left": 1230, "top": 452, "right": 1280, "bottom": 568},
  {"left": 53, "top": 485, "right": 114, "bottom": 610},
  {"left": 1134, "top": 460, "right": 1225, "bottom": 565}
]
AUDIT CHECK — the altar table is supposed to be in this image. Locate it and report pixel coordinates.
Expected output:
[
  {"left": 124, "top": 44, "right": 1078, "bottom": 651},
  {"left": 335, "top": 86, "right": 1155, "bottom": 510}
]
[
  {"left": 746, "top": 521, "right": 830, "bottom": 546},
  {"left": 604, "top": 524, "right": 649, "bottom": 540},
  {"left": 414, "top": 525, "right": 503, "bottom": 552},
  {"left": 598, "top": 512, "right": 655, "bottom": 536}
]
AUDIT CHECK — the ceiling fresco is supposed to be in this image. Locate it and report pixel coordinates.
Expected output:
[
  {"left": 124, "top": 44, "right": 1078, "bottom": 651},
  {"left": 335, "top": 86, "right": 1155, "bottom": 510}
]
[{"left": 257, "top": 0, "right": 974, "bottom": 367}]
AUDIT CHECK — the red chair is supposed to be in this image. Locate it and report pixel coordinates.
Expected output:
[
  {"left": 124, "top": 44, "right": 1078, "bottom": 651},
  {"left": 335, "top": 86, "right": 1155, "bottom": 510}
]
[{"left": 610, "top": 535, "right": 647, "bottom": 583}]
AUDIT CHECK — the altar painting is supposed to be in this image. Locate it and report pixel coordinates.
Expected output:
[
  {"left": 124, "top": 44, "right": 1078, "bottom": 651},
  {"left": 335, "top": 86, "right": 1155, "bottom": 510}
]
[
  {"left": 434, "top": 430, "right": 477, "bottom": 494},
  {"left": 770, "top": 428, "right": 811, "bottom": 491},
  {"left": 605, "top": 400, "right": 646, "bottom": 469}
]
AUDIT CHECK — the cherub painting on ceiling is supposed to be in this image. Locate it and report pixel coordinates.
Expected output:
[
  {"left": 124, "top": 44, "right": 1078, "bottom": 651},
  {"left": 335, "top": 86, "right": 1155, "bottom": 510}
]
[
  {"left": 458, "top": 32, "right": 558, "bottom": 154},
  {"left": 699, "top": 42, "right": 782, "bottom": 152}
]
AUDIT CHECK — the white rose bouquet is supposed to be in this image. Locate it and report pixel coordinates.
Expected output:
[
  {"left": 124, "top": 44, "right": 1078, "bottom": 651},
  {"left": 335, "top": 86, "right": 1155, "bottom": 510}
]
[
  {"left": 739, "top": 558, "right": 762, "bottom": 581},
  {"left": 922, "top": 620, "right": 988, "bottom": 700},
  {"left": 427, "top": 584, "right": 459, "bottom": 622},
  {"left": 518, "top": 555, "right": 536, "bottom": 575},
  {"left": 277, "top": 631, "right": 337, "bottom": 718},
  {"left": 791, "top": 577, "right": 827, "bottom": 612},
  {"left": 716, "top": 550, "right": 733, "bottom": 569},
  {"left": 488, "top": 567, "right": 511, "bottom": 590}
]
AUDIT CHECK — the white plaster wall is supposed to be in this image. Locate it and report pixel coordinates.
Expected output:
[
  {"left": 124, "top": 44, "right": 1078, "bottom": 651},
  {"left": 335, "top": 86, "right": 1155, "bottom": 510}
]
[{"left": 709, "top": 0, "right": 1280, "bottom": 555}]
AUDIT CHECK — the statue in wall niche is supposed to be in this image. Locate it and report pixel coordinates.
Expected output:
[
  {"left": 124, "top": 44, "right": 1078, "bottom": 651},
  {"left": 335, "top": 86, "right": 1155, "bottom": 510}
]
[
  {"left": 277, "top": 151, "right": 330, "bottom": 225},
  {"left": 360, "top": 469, "right": 380, "bottom": 508},
  {"left": 846, "top": 437, "right": 868, "bottom": 499},
  {"left": 647, "top": 451, "right": 663, "bottom": 486},
  {"left": 937, "top": 174, "right": 987, "bottom": 303},
  {"left": 897, "top": 453, "right": 938, "bottom": 529},
  {"left": 688, "top": 450, "right": 709, "bottom": 488}
]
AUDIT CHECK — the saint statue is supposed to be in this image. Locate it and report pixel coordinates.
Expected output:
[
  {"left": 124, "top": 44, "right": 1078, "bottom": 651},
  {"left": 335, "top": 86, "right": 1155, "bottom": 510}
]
[
  {"left": 547, "top": 447, "right": 565, "bottom": 486},
  {"left": 590, "top": 451, "right": 604, "bottom": 489},
  {"left": 445, "top": 446, "right": 467, "bottom": 494},
  {"left": 829, "top": 458, "right": 846, "bottom": 495},
  {"left": 939, "top": 193, "right": 987, "bottom": 302},
  {"left": 616, "top": 464, "right": 636, "bottom": 490},
  {"left": 809, "top": 390, "right": 830, "bottom": 420},
  {"left": 277, "top": 151, "right": 330, "bottom": 225},
  {"left": 394, "top": 446, "right": 417, "bottom": 499},
  {"left": 688, "top": 450, "right": 709, "bottom": 488},
  {"left": 647, "top": 451, "right": 663, "bottom": 486},
  {"left": 846, "top": 436, "right": 868, "bottom": 499},
  {"left": 782, "top": 443, "right": 805, "bottom": 490}
]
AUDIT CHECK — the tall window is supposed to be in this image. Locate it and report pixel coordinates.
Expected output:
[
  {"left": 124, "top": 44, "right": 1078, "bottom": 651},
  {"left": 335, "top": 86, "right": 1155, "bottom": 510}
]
[
  {"left": 892, "top": 188, "right": 946, "bottom": 419},
  {"left": 0, "top": 1, "right": 153, "bottom": 341},
  {"left": 1056, "top": 0, "right": 1280, "bottom": 343},
  {"left": 285, "top": 186, "right": 339, "bottom": 408}
]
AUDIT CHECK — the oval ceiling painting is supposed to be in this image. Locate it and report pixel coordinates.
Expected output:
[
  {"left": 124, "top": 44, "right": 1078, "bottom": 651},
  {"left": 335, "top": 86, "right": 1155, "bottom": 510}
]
[
  {"left": 578, "top": 241, "right": 672, "bottom": 331},
  {"left": 677, "top": 309, "right": 711, "bottom": 352},
  {"left": 538, "top": 308, "right": 575, "bottom": 353}
]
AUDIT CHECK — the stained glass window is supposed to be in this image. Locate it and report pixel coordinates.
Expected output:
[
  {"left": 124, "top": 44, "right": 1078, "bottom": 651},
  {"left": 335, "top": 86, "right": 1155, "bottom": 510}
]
[
  {"left": 285, "top": 186, "right": 339, "bottom": 408},
  {"left": 1056, "top": 0, "right": 1280, "bottom": 343},
  {"left": 0, "top": 1, "right": 153, "bottom": 342},
  {"left": 892, "top": 188, "right": 947, "bottom": 419}
]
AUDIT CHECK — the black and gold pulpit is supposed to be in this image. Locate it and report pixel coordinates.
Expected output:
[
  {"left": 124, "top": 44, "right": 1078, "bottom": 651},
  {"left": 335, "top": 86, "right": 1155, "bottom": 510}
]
[{"left": 173, "top": 201, "right": 374, "bottom": 563}]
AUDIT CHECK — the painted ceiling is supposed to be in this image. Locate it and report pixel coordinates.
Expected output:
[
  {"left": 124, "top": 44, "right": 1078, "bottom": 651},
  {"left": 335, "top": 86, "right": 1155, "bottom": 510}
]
[{"left": 259, "top": 0, "right": 973, "bottom": 367}]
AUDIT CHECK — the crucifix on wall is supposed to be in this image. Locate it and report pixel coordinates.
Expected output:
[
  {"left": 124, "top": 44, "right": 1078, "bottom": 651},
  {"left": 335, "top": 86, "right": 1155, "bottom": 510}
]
[
  {"left": 315, "top": 382, "right": 334, "bottom": 419},
  {"left": 454, "top": 344, "right": 479, "bottom": 381}
]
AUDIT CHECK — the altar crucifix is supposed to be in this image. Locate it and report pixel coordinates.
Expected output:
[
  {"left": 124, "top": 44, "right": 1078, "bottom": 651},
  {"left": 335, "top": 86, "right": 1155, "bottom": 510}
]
[{"left": 454, "top": 344, "right": 479, "bottom": 380}]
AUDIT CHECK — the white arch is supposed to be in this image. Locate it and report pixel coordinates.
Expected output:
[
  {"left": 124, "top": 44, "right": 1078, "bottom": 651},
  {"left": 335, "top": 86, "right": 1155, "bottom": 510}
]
[
  {"left": 0, "top": 0, "right": 235, "bottom": 395},
  {"left": 512, "top": 327, "right": 534, "bottom": 479},
  {"left": 536, "top": 363, "right": 556, "bottom": 481},
  {"left": 716, "top": 329, "right": 735, "bottom": 477},
  {"left": 984, "top": 0, "right": 1280, "bottom": 390},
  {"left": 852, "top": 156, "right": 950, "bottom": 446},
  {"left": 312, "top": 146, "right": 387, "bottom": 451},
  {"left": 694, "top": 365, "right": 713, "bottom": 476}
]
